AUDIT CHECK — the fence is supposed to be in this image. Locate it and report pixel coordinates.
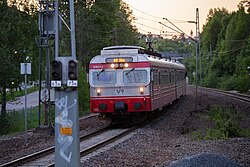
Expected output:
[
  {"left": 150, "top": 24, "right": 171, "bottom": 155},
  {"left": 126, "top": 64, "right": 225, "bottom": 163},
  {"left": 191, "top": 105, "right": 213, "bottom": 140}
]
[{"left": 0, "top": 106, "right": 54, "bottom": 135}]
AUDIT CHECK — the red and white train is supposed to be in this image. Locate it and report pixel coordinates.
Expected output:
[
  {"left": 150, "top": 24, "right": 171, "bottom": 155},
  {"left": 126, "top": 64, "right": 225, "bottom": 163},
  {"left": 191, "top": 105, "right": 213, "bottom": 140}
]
[{"left": 89, "top": 46, "right": 186, "bottom": 121}]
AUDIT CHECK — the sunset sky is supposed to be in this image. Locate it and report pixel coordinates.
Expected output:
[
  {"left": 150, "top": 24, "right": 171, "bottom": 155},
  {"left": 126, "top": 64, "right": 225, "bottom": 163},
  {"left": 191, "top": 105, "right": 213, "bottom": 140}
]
[{"left": 123, "top": 0, "right": 240, "bottom": 37}]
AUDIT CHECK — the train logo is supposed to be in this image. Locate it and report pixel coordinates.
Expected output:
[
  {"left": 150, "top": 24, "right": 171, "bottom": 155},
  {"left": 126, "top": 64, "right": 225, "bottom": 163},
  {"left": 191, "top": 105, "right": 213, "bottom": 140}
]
[{"left": 116, "top": 88, "right": 124, "bottom": 94}]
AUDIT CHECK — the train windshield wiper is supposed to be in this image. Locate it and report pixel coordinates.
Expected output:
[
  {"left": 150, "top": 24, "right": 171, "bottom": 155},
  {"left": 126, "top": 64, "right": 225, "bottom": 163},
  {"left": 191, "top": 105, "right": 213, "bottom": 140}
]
[
  {"left": 125, "top": 68, "right": 135, "bottom": 75},
  {"left": 97, "top": 69, "right": 105, "bottom": 77}
]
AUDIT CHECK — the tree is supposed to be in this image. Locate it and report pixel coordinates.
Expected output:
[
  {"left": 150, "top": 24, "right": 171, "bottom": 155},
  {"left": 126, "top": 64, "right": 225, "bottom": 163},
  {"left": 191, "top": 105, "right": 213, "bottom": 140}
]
[
  {"left": 75, "top": 0, "right": 138, "bottom": 63},
  {"left": 0, "top": 0, "right": 38, "bottom": 114},
  {"left": 198, "top": 2, "right": 250, "bottom": 92}
]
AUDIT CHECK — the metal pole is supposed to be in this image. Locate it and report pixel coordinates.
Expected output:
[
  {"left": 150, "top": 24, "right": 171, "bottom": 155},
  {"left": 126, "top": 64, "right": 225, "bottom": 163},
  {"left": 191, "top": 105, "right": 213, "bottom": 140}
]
[
  {"left": 38, "top": 47, "right": 42, "bottom": 127},
  {"left": 38, "top": 2, "right": 42, "bottom": 128},
  {"left": 70, "top": 0, "right": 76, "bottom": 60},
  {"left": 197, "top": 8, "right": 202, "bottom": 97},
  {"left": 24, "top": 63, "right": 27, "bottom": 133},
  {"left": 54, "top": 0, "right": 80, "bottom": 166},
  {"left": 195, "top": 9, "right": 198, "bottom": 111},
  {"left": 55, "top": 0, "right": 59, "bottom": 58}
]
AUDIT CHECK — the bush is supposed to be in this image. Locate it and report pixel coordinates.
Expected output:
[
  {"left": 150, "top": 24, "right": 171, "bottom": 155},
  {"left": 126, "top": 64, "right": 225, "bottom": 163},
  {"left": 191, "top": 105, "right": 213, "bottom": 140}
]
[
  {"left": 203, "top": 71, "right": 220, "bottom": 88},
  {"left": 0, "top": 106, "right": 42, "bottom": 135},
  {"left": 78, "top": 62, "right": 90, "bottom": 116},
  {"left": 218, "top": 74, "right": 250, "bottom": 93},
  {"left": 192, "top": 105, "right": 249, "bottom": 140},
  {"left": 206, "top": 106, "right": 246, "bottom": 139}
]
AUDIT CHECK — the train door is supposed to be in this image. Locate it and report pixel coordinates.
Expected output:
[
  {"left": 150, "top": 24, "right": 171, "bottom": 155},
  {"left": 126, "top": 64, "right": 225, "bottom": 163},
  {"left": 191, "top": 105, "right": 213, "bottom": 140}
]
[
  {"left": 158, "top": 68, "right": 162, "bottom": 110},
  {"left": 150, "top": 69, "right": 154, "bottom": 101},
  {"left": 151, "top": 68, "right": 160, "bottom": 110},
  {"left": 174, "top": 69, "right": 177, "bottom": 99}
]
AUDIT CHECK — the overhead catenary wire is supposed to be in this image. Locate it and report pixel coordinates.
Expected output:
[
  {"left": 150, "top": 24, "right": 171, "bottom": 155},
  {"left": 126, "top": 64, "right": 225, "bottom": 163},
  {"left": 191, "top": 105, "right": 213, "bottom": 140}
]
[
  {"left": 163, "top": 18, "right": 187, "bottom": 35},
  {"left": 124, "top": 2, "right": 193, "bottom": 37},
  {"left": 212, "top": 40, "right": 247, "bottom": 55},
  {"left": 134, "top": 22, "right": 164, "bottom": 33},
  {"left": 124, "top": 1, "right": 162, "bottom": 20},
  {"left": 132, "top": 14, "right": 162, "bottom": 23},
  {"left": 158, "top": 22, "right": 182, "bottom": 35}
]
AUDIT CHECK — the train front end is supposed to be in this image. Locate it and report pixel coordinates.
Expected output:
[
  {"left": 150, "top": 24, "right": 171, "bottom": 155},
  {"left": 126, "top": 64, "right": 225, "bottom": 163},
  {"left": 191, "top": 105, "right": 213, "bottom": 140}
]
[{"left": 89, "top": 46, "right": 152, "bottom": 119}]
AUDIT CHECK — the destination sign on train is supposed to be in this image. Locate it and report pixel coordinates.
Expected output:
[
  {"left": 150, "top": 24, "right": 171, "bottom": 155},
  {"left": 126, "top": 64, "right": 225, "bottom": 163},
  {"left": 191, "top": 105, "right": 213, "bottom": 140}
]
[{"left": 106, "top": 57, "right": 133, "bottom": 63}]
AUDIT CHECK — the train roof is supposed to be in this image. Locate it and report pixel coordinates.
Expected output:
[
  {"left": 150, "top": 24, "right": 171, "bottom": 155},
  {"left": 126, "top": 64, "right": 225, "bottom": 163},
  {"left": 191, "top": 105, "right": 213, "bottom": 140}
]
[
  {"left": 91, "top": 46, "right": 185, "bottom": 70},
  {"left": 101, "top": 46, "right": 162, "bottom": 58}
]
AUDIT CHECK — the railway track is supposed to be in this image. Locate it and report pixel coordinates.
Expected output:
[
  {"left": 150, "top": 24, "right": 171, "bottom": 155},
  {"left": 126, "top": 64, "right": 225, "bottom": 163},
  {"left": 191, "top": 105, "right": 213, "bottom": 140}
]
[
  {"left": 0, "top": 97, "right": 183, "bottom": 167},
  {"left": 0, "top": 118, "right": 146, "bottom": 167},
  {"left": 202, "top": 87, "right": 250, "bottom": 104},
  {"left": 0, "top": 114, "right": 102, "bottom": 167},
  {"left": 2, "top": 125, "right": 142, "bottom": 167}
]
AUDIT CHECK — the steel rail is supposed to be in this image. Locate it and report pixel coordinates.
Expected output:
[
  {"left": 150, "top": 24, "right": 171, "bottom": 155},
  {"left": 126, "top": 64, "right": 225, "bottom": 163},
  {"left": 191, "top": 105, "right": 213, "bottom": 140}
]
[
  {"left": 202, "top": 87, "right": 250, "bottom": 104},
  {"left": 0, "top": 114, "right": 101, "bottom": 167},
  {"left": 1, "top": 98, "right": 183, "bottom": 167}
]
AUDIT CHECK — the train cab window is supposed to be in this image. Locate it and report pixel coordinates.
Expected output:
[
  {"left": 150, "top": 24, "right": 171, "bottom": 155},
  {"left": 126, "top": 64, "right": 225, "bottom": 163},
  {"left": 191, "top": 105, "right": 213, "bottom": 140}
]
[
  {"left": 123, "top": 70, "right": 147, "bottom": 84},
  {"left": 92, "top": 71, "right": 116, "bottom": 85}
]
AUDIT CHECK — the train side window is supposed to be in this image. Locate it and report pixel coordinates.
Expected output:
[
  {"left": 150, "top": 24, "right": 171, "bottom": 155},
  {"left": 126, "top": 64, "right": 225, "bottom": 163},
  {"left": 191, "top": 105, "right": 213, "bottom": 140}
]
[
  {"left": 171, "top": 72, "right": 175, "bottom": 83},
  {"left": 166, "top": 74, "right": 169, "bottom": 84}
]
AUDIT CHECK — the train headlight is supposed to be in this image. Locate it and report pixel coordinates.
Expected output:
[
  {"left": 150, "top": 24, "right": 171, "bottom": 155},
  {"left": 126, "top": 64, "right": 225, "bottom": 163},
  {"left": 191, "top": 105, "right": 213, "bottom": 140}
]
[
  {"left": 110, "top": 63, "right": 129, "bottom": 69},
  {"left": 96, "top": 88, "right": 101, "bottom": 95},
  {"left": 139, "top": 87, "right": 144, "bottom": 94}
]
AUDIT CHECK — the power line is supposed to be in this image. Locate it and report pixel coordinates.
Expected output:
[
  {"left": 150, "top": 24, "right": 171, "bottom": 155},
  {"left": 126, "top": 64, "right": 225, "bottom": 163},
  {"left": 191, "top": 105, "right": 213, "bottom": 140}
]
[
  {"left": 134, "top": 21, "right": 162, "bottom": 32},
  {"left": 212, "top": 41, "right": 246, "bottom": 55},
  {"left": 125, "top": 2, "right": 162, "bottom": 20},
  {"left": 132, "top": 14, "right": 161, "bottom": 23},
  {"left": 163, "top": 18, "right": 187, "bottom": 35},
  {"left": 158, "top": 22, "right": 182, "bottom": 35}
]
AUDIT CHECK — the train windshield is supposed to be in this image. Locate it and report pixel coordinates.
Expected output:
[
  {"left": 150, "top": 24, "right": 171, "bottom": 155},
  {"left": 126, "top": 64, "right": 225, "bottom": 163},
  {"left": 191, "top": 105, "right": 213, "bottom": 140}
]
[
  {"left": 123, "top": 70, "right": 148, "bottom": 84},
  {"left": 92, "top": 71, "right": 116, "bottom": 85}
]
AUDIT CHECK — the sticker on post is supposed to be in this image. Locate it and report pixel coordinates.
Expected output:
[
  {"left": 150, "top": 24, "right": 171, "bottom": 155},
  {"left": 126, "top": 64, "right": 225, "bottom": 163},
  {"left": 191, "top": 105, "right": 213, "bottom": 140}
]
[
  {"left": 51, "top": 80, "right": 62, "bottom": 87},
  {"left": 67, "top": 80, "right": 78, "bottom": 87},
  {"left": 60, "top": 127, "right": 72, "bottom": 135}
]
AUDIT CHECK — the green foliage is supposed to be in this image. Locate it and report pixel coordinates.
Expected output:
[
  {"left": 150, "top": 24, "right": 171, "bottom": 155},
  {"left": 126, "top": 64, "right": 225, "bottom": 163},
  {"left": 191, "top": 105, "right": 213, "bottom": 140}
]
[
  {"left": 202, "top": 8, "right": 230, "bottom": 52},
  {"left": 192, "top": 105, "right": 249, "bottom": 140},
  {"left": 202, "top": 71, "right": 219, "bottom": 88},
  {"left": 192, "top": 131, "right": 205, "bottom": 140},
  {"left": 154, "top": 38, "right": 194, "bottom": 54},
  {"left": 78, "top": 61, "right": 90, "bottom": 116},
  {"left": 0, "top": 0, "right": 138, "bottom": 114},
  {"left": 0, "top": 1, "right": 38, "bottom": 114},
  {"left": 75, "top": 0, "right": 138, "bottom": 62},
  {"left": 0, "top": 107, "right": 40, "bottom": 135},
  {"left": 204, "top": 129, "right": 228, "bottom": 140},
  {"left": 185, "top": 2, "right": 250, "bottom": 93},
  {"left": 217, "top": 75, "right": 250, "bottom": 92},
  {"left": 208, "top": 106, "right": 243, "bottom": 138},
  {"left": 183, "top": 56, "right": 196, "bottom": 84}
]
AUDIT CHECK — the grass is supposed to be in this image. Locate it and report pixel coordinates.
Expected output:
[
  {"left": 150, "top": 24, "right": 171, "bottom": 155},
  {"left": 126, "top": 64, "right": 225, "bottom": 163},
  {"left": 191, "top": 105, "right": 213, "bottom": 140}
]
[
  {"left": 192, "top": 105, "right": 250, "bottom": 140},
  {"left": 0, "top": 106, "right": 45, "bottom": 135},
  {"left": 1, "top": 64, "right": 90, "bottom": 135},
  {"left": 0, "top": 105, "right": 90, "bottom": 136}
]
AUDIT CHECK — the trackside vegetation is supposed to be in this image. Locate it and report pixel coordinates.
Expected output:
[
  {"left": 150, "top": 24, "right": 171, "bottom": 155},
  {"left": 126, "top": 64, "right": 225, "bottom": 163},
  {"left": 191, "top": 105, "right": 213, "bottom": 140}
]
[
  {"left": 184, "top": 2, "right": 250, "bottom": 93},
  {"left": 192, "top": 105, "right": 250, "bottom": 140}
]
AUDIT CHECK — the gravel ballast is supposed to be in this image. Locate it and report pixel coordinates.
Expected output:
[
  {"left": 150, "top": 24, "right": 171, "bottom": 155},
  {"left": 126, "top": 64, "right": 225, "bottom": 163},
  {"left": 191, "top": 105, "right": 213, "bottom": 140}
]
[
  {"left": 0, "top": 85, "right": 249, "bottom": 166},
  {"left": 81, "top": 85, "right": 250, "bottom": 167}
]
